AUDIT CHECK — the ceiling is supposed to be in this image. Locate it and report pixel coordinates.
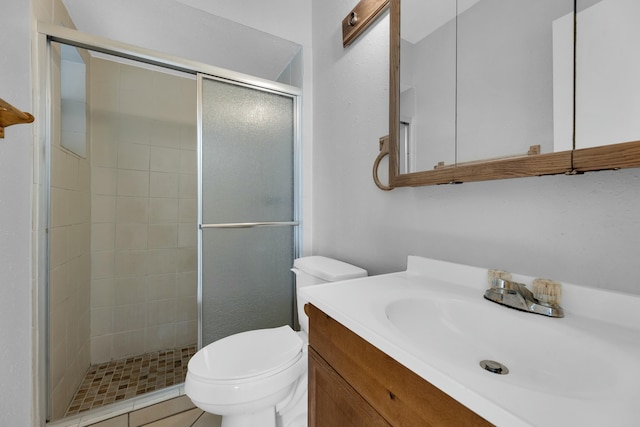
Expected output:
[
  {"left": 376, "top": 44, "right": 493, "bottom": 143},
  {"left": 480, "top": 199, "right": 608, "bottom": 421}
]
[
  {"left": 62, "top": 0, "right": 483, "bottom": 76},
  {"left": 61, "top": 0, "right": 301, "bottom": 81}
]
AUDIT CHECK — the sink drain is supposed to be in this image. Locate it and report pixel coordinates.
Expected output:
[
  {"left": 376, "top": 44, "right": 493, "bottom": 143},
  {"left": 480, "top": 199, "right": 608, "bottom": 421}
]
[{"left": 480, "top": 360, "right": 509, "bottom": 375}]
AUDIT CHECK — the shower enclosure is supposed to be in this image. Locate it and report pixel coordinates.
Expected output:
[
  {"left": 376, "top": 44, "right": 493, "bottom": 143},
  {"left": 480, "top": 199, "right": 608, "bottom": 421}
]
[
  {"left": 48, "top": 43, "right": 199, "bottom": 420},
  {"left": 43, "top": 28, "right": 300, "bottom": 422},
  {"left": 199, "top": 76, "right": 299, "bottom": 346}
]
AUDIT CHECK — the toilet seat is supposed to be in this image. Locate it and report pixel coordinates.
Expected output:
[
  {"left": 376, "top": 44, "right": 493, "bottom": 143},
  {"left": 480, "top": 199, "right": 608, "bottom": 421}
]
[{"left": 188, "top": 325, "right": 304, "bottom": 382}]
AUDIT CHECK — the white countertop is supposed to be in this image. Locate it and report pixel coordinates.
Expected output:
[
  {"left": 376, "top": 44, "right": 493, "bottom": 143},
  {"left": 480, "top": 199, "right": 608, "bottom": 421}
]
[{"left": 300, "top": 256, "right": 640, "bottom": 427}]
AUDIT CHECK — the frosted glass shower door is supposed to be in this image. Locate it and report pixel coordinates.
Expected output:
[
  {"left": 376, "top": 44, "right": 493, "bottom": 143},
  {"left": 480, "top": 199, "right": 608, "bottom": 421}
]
[{"left": 199, "top": 75, "right": 298, "bottom": 346}]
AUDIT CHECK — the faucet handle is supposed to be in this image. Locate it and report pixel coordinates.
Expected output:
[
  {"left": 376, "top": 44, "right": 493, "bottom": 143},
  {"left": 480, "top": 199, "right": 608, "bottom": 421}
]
[
  {"left": 532, "top": 278, "right": 562, "bottom": 306},
  {"left": 488, "top": 269, "right": 512, "bottom": 286}
]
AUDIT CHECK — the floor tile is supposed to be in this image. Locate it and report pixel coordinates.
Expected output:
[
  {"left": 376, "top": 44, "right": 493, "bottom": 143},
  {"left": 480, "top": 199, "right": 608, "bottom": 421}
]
[
  {"left": 87, "top": 414, "right": 128, "bottom": 427},
  {"left": 66, "top": 344, "right": 196, "bottom": 417},
  {"left": 191, "top": 412, "right": 222, "bottom": 427},
  {"left": 143, "top": 407, "right": 202, "bottom": 427},
  {"left": 130, "top": 396, "right": 196, "bottom": 427}
]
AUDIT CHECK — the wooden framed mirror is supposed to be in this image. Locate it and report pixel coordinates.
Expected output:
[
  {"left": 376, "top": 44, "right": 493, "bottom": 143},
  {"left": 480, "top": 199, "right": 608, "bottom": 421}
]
[{"left": 386, "top": 0, "right": 640, "bottom": 189}]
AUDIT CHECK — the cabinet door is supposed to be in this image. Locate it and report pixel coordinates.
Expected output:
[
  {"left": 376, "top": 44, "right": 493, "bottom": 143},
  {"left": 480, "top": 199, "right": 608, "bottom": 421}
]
[
  {"left": 309, "top": 348, "right": 391, "bottom": 427},
  {"left": 307, "top": 304, "right": 493, "bottom": 427}
]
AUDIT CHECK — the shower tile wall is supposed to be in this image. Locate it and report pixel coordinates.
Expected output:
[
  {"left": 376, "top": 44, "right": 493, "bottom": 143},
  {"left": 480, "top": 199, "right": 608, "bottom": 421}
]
[
  {"left": 49, "top": 40, "right": 92, "bottom": 420},
  {"left": 90, "top": 57, "right": 197, "bottom": 364}
]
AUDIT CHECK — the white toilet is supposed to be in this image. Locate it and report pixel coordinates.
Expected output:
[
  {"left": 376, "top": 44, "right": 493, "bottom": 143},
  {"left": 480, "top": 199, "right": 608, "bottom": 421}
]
[{"left": 185, "top": 256, "right": 367, "bottom": 427}]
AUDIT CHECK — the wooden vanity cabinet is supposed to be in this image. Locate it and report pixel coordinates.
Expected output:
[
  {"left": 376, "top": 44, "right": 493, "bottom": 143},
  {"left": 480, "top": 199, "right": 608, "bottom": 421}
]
[{"left": 307, "top": 304, "right": 493, "bottom": 427}]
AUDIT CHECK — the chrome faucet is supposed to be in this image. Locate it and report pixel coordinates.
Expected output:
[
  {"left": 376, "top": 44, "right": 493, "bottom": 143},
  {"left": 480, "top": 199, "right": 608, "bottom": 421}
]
[{"left": 484, "top": 278, "right": 564, "bottom": 318}]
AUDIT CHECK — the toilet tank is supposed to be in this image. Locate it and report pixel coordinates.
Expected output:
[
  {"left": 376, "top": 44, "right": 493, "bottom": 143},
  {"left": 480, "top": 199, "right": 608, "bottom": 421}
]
[{"left": 292, "top": 256, "right": 367, "bottom": 333}]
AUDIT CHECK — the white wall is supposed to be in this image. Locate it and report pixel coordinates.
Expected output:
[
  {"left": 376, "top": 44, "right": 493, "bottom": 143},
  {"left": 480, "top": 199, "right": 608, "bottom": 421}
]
[
  {"left": 0, "top": 1, "right": 34, "bottom": 426},
  {"left": 311, "top": 0, "right": 640, "bottom": 296}
]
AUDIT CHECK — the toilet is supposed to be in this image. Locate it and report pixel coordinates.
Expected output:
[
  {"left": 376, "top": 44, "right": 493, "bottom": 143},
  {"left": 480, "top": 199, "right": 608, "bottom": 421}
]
[{"left": 185, "top": 256, "right": 367, "bottom": 427}]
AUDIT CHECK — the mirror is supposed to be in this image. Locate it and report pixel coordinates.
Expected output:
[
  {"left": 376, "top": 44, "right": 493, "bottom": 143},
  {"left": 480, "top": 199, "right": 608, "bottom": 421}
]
[
  {"left": 398, "top": 0, "right": 456, "bottom": 174},
  {"left": 388, "top": 0, "right": 640, "bottom": 188},
  {"left": 456, "top": 1, "right": 574, "bottom": 162}
]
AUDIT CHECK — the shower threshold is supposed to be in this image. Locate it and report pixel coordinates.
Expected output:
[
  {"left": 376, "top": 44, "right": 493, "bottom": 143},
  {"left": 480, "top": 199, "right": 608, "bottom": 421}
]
[{"left": 64, "top": 344, "right": 197, "bottom": 418}]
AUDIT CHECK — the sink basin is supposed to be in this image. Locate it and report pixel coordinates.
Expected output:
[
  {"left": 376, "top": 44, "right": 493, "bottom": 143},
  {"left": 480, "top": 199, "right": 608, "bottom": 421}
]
[
  {"left": 301, "top": 256, "right": 640, "bottom": 426},
  {"left": 385, "top": 295, "right": 616, "bottom": 396}
]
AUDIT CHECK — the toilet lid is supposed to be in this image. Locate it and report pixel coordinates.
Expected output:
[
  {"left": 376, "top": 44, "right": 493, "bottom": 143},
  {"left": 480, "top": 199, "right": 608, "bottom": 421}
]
[{"left": 189, "top": 325, "right": 304, "bottom": 381}]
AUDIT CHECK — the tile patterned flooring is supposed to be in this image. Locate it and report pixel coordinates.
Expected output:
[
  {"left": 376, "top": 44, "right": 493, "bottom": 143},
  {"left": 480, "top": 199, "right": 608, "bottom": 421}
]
[
  {"left": 66, "top": 345, "right": 197, "bottom": 417},
  {"left": 86, "top": 395, "right": 222, "bottom": 427}
]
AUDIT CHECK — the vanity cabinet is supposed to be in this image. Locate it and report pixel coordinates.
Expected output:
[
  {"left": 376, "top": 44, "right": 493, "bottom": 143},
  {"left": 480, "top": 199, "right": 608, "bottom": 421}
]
[{"left": 307, "top": 304, "right": 492, "bottom": 427}]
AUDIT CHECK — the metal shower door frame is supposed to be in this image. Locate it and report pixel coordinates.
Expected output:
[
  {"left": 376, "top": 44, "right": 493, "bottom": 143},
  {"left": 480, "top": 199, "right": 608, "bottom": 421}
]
[
  {"left": 196, "top": 73, "right": 302, "bottom": 348},
  {"left": 36, "top": 22, "right": 302, "bottom": 420}
]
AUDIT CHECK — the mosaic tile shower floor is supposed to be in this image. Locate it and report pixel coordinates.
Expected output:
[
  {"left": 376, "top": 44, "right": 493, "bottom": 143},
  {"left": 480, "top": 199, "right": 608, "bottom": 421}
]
[{"left": 65, "top": 345, "right": 197, "bottom": 417}]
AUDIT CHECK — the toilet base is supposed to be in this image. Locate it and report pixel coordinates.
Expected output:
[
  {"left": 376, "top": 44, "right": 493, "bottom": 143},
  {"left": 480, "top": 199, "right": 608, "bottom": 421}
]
[
  {"left": 217, "top": 378, "right": 308, "bottom": 427},
  {"left": 276, "top": 373, "right": 307, "bottom": 427},
  {"left": 221, "top": 407, "right": 275, "bottom": 427}
]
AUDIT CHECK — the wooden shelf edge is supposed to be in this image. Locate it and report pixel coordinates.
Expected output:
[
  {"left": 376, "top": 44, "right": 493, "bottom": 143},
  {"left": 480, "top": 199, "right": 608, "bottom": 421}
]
[
  {"left": 390, "top": 151, "right": 573, "bottom": 187},
  {"left": 573, "top": 140, "right": 640, "bottom": 172}
]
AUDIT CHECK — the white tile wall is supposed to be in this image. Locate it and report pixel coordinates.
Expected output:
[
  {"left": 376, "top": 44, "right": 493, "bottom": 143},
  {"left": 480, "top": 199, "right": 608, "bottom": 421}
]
[
  {"left": 148, "top": 224, "right": 178, "bottom": 249},
  {"left": 118, "top": 143, "right": 150, "bottom": 171},
  {"left": 115, "top": 224, "right": 148, "bottom": 250},
  {"left": 117, "top": 170, "right": 149, "bottom": 197},
  {"left": 92, "top": 195, "right": 117, "bottom": 223},
  {"left": 49, "top": 39, "right": 92, "bottom": 420},
  {"left": 91, "top": 223, "right": 115, "bottom": 251},
  {"left": 149, "top": 199, "right": 178, "bottom": 223},
  {"left": 150, "top": 147, "right": 180, "bottom": 173},
  {"left": 178, "top": 199, "right": 197, "bottom": 223},
  {"left": 116, "top": 197, "right": 148, "bottom": 223},
  {"left": 150, "top": 172, "right": 179, "bottom": 198},
  {"left": 115, "top": 250, "right": 148, "bottom": 277},
  {"left": 90, "top": 57, "right": 197, "bottom": 363},
  {"left": 146, "top": 274, "right": 176, "bottom": 300}
]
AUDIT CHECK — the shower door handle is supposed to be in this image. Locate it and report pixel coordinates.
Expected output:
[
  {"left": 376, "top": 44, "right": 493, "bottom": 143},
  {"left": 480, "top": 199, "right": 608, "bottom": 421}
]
[{"left": 199, "top": 221, "right": 299, "bottom": 229}]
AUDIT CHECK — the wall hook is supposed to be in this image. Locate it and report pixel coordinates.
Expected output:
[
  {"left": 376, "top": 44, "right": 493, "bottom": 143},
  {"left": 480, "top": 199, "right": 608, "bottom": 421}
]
[
  {"left": 0, "top": 98, "right": 34, "bottom": 139},
  {"left": 348, "top": 12, "right": 359, "bottom": 26},
  {"left": 342, "top": 0, "right": 389, "bottom": 47}
]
